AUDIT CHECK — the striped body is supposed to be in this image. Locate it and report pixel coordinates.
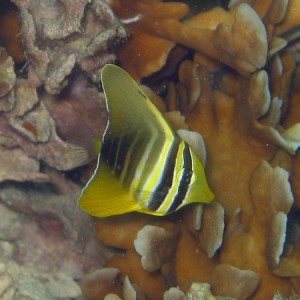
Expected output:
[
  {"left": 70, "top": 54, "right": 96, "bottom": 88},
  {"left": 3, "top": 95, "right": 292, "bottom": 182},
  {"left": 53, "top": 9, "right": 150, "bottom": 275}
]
[
  {"left": 78, "top": 64, "right": 214, "bottom": 217},
  {"left": 101, "top": 131, "right": 201, "bottom": 215}
]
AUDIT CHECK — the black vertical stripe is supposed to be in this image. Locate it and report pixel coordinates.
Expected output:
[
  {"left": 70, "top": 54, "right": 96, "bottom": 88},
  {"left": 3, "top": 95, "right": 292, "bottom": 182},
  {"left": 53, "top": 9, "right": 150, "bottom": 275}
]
[
  {"left": 114, "top": 135, "right": 131, "bottom": 177},
  {"left": 101, "top": 136, "right": 119, "bottom": 168},
  {"left": 130, "top": 131, "right": 165, "bottom": 194},
  {"left": 101, "top": 130, "right": 147, "bottom": 187},
  {"left": 166, "top": 142, "right": 192, "bottom": 213},
  {"left": 147, "top": 137, "right": 181, "bottom": 210},
  {"left": 122, "top": 133, "right": 148, "bottom": 186}
]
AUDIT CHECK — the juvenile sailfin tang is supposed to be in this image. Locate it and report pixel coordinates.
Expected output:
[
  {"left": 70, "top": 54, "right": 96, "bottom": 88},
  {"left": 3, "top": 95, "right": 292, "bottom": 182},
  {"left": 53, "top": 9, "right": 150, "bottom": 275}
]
[{"left": 78, "top": 64, "right": 214, "bottom": 217}]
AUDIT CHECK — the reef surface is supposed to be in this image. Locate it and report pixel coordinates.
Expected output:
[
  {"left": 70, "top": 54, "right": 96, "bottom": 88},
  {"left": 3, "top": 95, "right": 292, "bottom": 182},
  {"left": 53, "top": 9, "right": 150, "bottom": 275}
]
[{"left": 0, "top": 0, "right": 300, "bottom": 299}]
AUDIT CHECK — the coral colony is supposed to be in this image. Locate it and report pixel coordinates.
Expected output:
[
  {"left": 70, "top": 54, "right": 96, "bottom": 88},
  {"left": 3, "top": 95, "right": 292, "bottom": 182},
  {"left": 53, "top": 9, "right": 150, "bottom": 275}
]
[{"left": 0, "top": 0, "right": 300, "bottom": 299}]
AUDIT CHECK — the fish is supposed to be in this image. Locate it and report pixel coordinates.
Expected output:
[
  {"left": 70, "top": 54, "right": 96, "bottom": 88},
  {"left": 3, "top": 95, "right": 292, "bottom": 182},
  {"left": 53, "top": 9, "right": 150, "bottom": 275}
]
[{"left": 78, "top": 64, "right": 214, "bottom": 217}]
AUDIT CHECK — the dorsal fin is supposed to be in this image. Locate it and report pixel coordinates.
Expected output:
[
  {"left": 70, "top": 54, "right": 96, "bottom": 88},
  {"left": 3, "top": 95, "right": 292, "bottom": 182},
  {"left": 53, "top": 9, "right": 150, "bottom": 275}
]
[{"left": 101, "top": 64, "right": 175, "bottom": 140}]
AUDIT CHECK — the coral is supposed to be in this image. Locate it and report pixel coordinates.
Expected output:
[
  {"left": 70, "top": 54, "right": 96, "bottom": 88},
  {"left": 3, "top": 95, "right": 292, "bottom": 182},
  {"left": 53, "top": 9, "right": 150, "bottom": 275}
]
[
  {"left": 0, "top": 4, "right": 24, "bottom": 64},
  {"left": 0, "top": 49, "right": 108, "bottom": 173},
  {"left": 0, "top": 48, "right": 15, "bottom": 92},
  {"left": 161, "top": 3, "right": 267, "bottom": 75},
  {"left": 1, "top": 0, "right": 300, "bottom": 298},
  {"left": 187, "top": 282, "right": 221, "bottom": 299},
  {"left": 0, "top": 181, "right": 110, "bottom": 272},
  {"left": 134, "top": 224, "right": 178, "bottom": 272},
  {"left": 0, "top": 240, "right": 83, "bottom": 299},
  {"left": 95, "top": 214, "right": 154, "bottom": 250},
  {"left": 92, "top": 0, "right": 300, "bottom": 299},
  {"left": 0, "top": 1, "right": 125, "bottom": 298},
  {"left": 196, "top": 202, "right": 225, "bottom": 258},
  {"left": 177, "top": 60, "right": 202, "bottom": 113},
  {"left": 177, "top": 129, "right": 207, "bottom": 165},
  {"left": 164, "top": 286, "right": 186, "bottom": 300},
  {"left": 80, "top": 268, "right": 122, "bottom": 299},
  {"left": 0, "top": 77, "right": 104, "bottom": 171},
  {"left": 210, "top": 264, "right": 260, "bottom": 299},
  {"left": 111, "top": 0, "right": 189, "bottom": 80},
  {"left": 276, "top": 0, "right": 300, "bottom": 40},
  {"left": 112, "top": 1, "right": 268, "bottom": 79},
  {"left": 165, "top": 282, "right": 237, "bottom": 300},
  {"left": 229, "top": 0, "right": 289, "bottom": 54},
  {"left": 12, "top": 0, "right": 127, "bottom": 93},
  {"left": 107, "top": 250, "right": 169, "bottom": 300},
  {"left": 0, "top": 146, "right": 49, "bottom": 183}
]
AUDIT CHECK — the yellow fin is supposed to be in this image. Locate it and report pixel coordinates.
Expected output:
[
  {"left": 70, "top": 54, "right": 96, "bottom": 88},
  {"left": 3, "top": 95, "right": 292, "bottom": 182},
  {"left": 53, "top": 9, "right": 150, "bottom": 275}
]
[
  {"left": 78, "top": 64, "right": 214, "bottom": 217},
  {"left": 78, "top": 160, "right": 144, "bottom": 217}
]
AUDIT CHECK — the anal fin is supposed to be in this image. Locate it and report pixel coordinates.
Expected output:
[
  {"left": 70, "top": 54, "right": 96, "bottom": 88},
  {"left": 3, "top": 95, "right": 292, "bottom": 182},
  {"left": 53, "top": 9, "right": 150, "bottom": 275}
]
[{"left": 78, "top": 161, "right": 143, "bottom": 217}]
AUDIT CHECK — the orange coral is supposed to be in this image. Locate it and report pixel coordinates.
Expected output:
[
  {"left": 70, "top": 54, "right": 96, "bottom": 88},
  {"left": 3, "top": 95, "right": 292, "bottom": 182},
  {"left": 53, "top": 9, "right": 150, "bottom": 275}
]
[
  {"left": 0, "top": 4, "right": 24, "bottom": 64},
  {"left": 283, "top": 71, "right": 300, "bottom": 210},
  {"left": 89, "top": 0, "right": 300, "bottom": 299},
  {"left": 80, "top": 268, "right": 122, "bottom": 300},
  {"left": 111, "top": 0, "right": 189, "bottom": 80},
  {"left": 107, "top": 250, "right": 169, "bottom": 300},
  {"left": 95, "top": 213, "right": 154, "bottom": 250},
  {"left": 275, "top": 0, "right": 300, "bottom": 37}
]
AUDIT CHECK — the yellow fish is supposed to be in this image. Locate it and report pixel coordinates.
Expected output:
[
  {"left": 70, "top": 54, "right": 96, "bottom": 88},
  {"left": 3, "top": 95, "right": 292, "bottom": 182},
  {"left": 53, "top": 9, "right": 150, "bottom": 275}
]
[{"left": 78, "top": 64, "right": 214, "bottom": 217}]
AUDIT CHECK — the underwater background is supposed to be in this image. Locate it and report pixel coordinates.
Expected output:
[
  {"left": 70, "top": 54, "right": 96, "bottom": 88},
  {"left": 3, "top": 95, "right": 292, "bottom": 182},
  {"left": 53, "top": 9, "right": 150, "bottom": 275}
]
[{"left": 0, "top": 0, "right": 300, "bottom": 299}]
